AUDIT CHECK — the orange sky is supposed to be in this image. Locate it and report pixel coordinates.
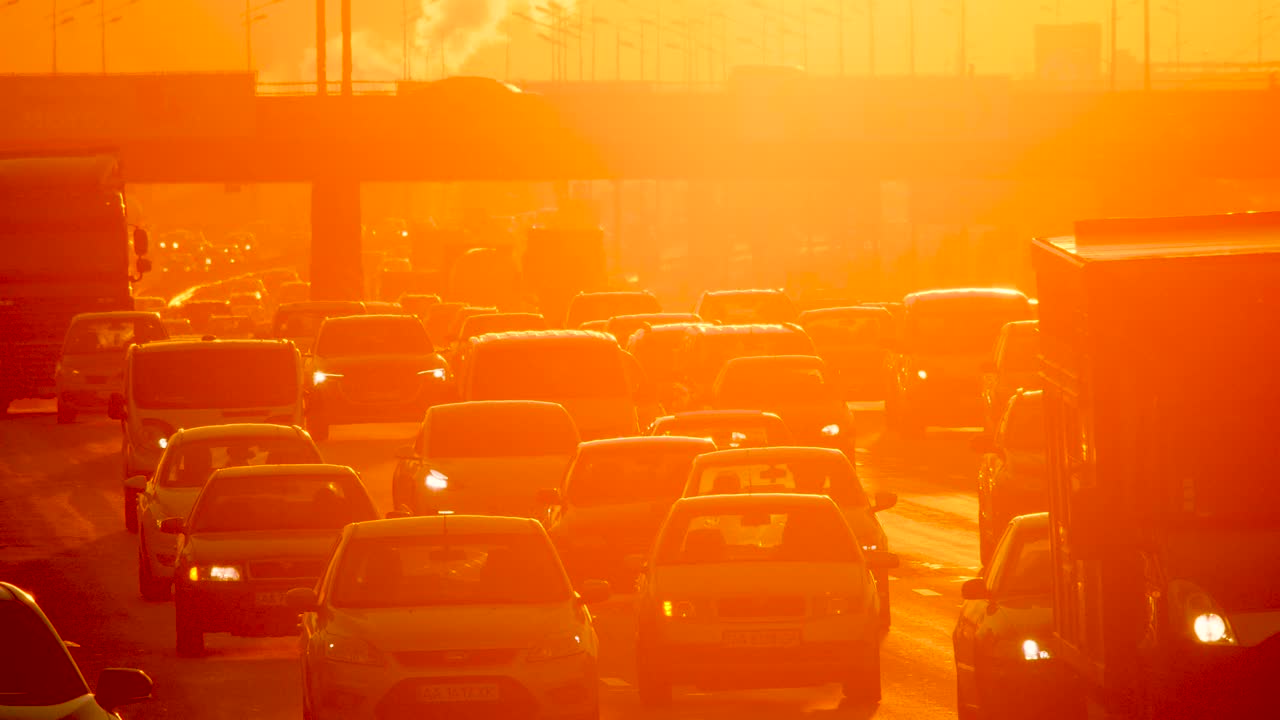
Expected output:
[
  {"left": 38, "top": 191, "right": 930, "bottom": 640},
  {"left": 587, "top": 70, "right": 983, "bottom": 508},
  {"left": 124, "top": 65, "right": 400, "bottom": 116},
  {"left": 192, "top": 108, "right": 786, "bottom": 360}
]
[{"left": 0, "top": 1, "right": 1267, "bottom": 81}]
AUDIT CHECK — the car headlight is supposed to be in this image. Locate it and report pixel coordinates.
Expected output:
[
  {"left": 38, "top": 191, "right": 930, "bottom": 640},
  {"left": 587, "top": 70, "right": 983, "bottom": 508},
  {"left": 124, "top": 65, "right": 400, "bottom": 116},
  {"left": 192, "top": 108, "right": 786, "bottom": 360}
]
[
  {"left": 188, "top": 564, "right": 244, "bottom": 582},
  {"left": 1022, "top": 639, "right": 1052, "bottom": 661},
  {"left": 139, "top": 420, "right": 175, "bottom": 450},
  {"left": 916, "top": 369, "right": 928, "bottom": 381},
  {"left": 821, "top": 424, "right": 842, "bottom": 437},
  {"left": 322, "top": 633, "right": 385, "bottom": 666},
  {"left": 528, "top": 632, "right": 585, "bottom": 662},
  {"left": 1170, "top": 579, "right": 1237, "bottom": 645},
  {"left": 424, "top": 469, "right": 448, "bottom": 491},
  {"left": 313, "top": 371, "right": 343, "bottom": 385},
  {"left": 661, "top": 600, "right": 696, "bottom": 620},
  {"left": 417, "top": 368, "right": 448, "bottom": 380}
]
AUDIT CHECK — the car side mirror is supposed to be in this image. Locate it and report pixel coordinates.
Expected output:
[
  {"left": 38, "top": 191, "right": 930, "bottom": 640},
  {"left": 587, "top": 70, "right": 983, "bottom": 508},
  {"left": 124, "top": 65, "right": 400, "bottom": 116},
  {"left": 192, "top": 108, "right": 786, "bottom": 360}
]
[
  {"left": 286, "top": 587, "right": 320, "bottom": 611},
  {"left": 578, "top": 579, "right": 611, "bottom": 604},
  {"left": 159, "top": 517, "right": 184, "bottom": 535},
  {"left": 132, "top": 227, "right": 150, "bottom": 256},
  {"left": 395, "top": 445, "right": 419, "bottom": 460},
  {"left": 864, "top": 550, "right": 900, "bottom": 569},
  {"left": 623, "top": 554, "right": 648, "bottom": 574},
  {"left": 107, "top": 393, "right": 127, "bottom": 420},
  {"left": 960, "top": 578, "right": 990, "bottom": 601},
  {"left": 384, "top": 509, "right": 411, "bottom": 520},
  {"left": 135, "top": 257, "right": 153, "bottom": 276},
  {"left": 872, "top": 491, "right": 897, "bottom": 513},
  {"left": 536, "top": 488, "right": 561, "bottom": 507},
  {"left": 95, "top": 668, "right": 153, "bottom": 712},
  {"left": 970, "top": 434, "right": 995, "bottom": 454},
  {"left": 123, "top": 475, "right": 148, "bottom": 492}
]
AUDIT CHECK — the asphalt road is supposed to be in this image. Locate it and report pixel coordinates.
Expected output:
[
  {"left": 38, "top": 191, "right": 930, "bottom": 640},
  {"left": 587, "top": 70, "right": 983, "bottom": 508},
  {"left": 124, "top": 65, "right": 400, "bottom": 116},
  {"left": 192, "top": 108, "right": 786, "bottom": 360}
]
[{"left": 0, "top": 400, "right": 981, "bottom": 719}]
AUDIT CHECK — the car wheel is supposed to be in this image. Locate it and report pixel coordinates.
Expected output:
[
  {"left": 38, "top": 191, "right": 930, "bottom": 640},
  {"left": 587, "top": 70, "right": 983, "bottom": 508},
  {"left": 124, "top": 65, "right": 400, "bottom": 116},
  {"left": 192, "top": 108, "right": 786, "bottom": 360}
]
[
  {"left": 138, "top": 537, "right": 171, "bottom": 601},
  {"left": 307, "top": 412, "right": 330, "bottom": 442},
  {"left": 843, "top": 642, "right": 882, "bottom": 706},
  {"left": 175, "top": 588, "right": 205, "bottom": 657},
  {"left": 636, "top": 633, "right": 672, "bottom": 708},
  {"left": 124, "top": 487, "right": 140, "bottom": 533},
  {"left": 56, "top": 396, "right": 76, "bottom": 424}
]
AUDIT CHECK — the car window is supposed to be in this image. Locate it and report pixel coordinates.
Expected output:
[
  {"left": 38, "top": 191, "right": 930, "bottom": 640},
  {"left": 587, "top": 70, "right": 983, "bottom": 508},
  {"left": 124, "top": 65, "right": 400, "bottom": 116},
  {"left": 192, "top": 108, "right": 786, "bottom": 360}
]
[
  {"left": 566, "top": 448, "right": 704, "bottom": 507},
  {"left": 0, "top": 602, "right": 88, "bottom": 707},
  {"left": 159, "top": 438, "right": 321, "bottom": 489},
  {"left": 331, "top": 533, "right": 572, "bottom": 608},
  {"left": 317, "top": 317, "right": 432, "bottom": 357},
  {"left": 63, "top": 317, "right": 165, "bottom": 354},
  {"left": 690, "top": 457, "right": 868, "bottom": 507},
  {"left": 189, "top": 474, "right": 375, "bottom": 533},
  {"left": 992, "top": 524, "right": 1052, "bottom": 597},
  {"left": 1000, "top": 394, "right": 1045, "bottom": 453},
  {"left": 132, "top": 347, "right": 297, "bottom": 410},
  {"left": 657, "top": 506, "right": 858, "bottom": 564}
]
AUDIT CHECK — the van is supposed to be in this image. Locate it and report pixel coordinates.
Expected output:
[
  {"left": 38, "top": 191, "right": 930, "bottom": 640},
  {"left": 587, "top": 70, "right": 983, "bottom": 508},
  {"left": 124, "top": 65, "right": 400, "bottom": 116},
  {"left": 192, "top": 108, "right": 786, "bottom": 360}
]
[
  {"left": 109, "top": 339, "right": 304, "bottom": 481},
  {"left": 456, "top": 330, "right": 642, "bottom": 440}
]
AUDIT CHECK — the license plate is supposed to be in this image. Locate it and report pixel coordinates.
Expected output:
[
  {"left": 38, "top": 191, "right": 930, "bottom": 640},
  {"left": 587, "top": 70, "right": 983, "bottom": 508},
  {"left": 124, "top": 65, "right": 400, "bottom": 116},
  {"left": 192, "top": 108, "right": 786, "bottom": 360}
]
[
  {"left": 254, "top": 591, "right": 285, "bottom": 607},
  {"left": 417, "top": 684, "right": 500, "bottom": 703},
  {"left": 723, "top": 629, "right": 801, "bottom": 649}
]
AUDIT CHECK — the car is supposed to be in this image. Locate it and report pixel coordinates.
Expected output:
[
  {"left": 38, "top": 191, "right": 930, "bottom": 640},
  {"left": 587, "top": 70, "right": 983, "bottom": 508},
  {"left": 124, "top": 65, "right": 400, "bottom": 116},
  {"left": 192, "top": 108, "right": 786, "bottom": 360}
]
[
  {"left": 442, "top": 306, "right": 500, "bottom": 348},
  {"left": 545, "top": 436, "right": 717, "bottom": 583},
  {"left": 798, "top": 306, "right": 895, "bottom": 399},
  {"left": 980, "top": 320, "right": 1040, "bottom": 434},
  {"left": 680, "top": 446, "right": 897, "bottom": 627},
  {"left": 625, "top": 322, "right": 713, "bottom": 408},
  {"left": 165, "top": 464, "right": 379, "bottom": 656},
  {"left": 954, "top": 513, "right": 1077, "bottom": 719},
  {"left": 360, "top": 300, "right": 409, "bottom": 315},
  {"left": 304, "top": 315, "right": 452, "bottom": 441},
  {"left": 670, "top": 323, "right": 816, "bottom": 412},
  {"left": 54, "top": 311, "right": 167, "bottom": 424},
  {"left": 0, "top": 582, "right": 153, "bottom": 718},
  {"left": 274, "top": 281, "right": 311, "bottom": 306},
  {"left": 711, "top": 354, "right": 856, "bottom": 455},
  {"left": 133, "top": 296, "right": 167, "bottom": 312},
  {"left": 162, "top": 318, "right": 195, "bottom": 337},
  {"left": 129, "top": 423, "right": 323, "bottom": 601},
  {"left": 577, "top": 319, "right": 609, "bottom": 332},
  {"left": 424, "top": 301, "right": 468, "bottom": 349},
  {"left": 177, "top": 300, "right": 232, "bottom": 334},
  {"left": 290, "top": 515, "right": 609, "bottom": 720},
  {"left": 972, "top": 389, "right": 1047, "bottom": 564},
  {"left": 604, "top": 312, "right": 702, "bottom": 346},
  {"left": 455, "top": 331, "right": 644, "bottom": 440},
  {"left": 886, "top": 288, "right": 1033, "bottom": 435},
  {"left": 646, "top": 409, "right": 793, "bottom": 449},
  {"left": 634, "top": 494, "right": 892, "bottom": 706},
  {"left": 695, "top": 289, "right": 798, "bottom": 325},
  {"left": 456, "top": 312, "right": 547, "bottom": 346},
  {"left": 109, "top": 338, "right": 305, "bottom": 532},
  {"left": 271, "top": 300, "right": 366, "bottom": 354},
  {"left": 563, "top": 290, "right": 662, "bottom": 329},
  {"left": 397, "top": 292, "right": 440, "bottom": 319},
  {"left": 391, "top": 401, "right": 580, "bottom": 517},
  {"left": 204, "top": 315, "right": 256, "bottom": 339}
]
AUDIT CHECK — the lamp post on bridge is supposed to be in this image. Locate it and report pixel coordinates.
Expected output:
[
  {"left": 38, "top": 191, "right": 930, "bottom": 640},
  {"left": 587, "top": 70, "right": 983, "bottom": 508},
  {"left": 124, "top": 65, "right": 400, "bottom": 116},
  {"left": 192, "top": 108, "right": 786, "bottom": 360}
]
[{"left": 243, "top": 0, "right": 282, "bottom": 73}]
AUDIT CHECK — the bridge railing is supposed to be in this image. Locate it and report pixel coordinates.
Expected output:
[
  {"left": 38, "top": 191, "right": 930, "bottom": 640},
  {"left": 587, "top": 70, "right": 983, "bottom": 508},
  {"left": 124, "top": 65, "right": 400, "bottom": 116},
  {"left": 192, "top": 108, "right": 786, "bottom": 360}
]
[{"left": 256, "top": 80, "right": 398, "bottom": 96}]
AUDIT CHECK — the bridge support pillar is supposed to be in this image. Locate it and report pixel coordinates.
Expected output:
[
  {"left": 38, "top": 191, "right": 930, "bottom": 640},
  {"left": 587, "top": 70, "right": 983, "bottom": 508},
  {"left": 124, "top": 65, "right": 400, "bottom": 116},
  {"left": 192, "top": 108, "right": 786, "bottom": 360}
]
[{"left": 309, "top": 178, "right": 363, "bottom": 300}]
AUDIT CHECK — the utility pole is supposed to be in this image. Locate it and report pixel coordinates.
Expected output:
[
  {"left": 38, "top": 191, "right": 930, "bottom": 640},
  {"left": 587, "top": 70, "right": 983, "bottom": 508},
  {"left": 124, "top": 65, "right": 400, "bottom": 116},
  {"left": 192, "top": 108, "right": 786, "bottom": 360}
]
[
  {"left": 316, "top": 0, "right": 327, "bottom": 95},
  {"left": 1109, "top": 0, "right": 1117, "bottom": 90},
  {"left": 341, "top": 0, "right": 352, "bottom": 96},
  {"left": 1142, "top": 0, "right": 1150, "bottom": 90}
]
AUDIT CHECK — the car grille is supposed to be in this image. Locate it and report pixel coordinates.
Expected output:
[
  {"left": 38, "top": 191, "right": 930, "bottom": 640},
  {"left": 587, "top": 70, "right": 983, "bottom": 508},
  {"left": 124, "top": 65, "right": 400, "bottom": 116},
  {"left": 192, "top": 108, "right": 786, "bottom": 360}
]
[
  {"left": 375, "top": 676, "right": 536, "bottom": 720},
  {"left": 248, "top": 559, "right": 326, "bottom": 580},
  {"left": 393, "top": 648, "right": 521, "bottom": 669},
  {"left": 346, "top": 372, "right": 414, "bottom": 395},
  {"left": 717, "top": 596, "right": 807, "bottom": 619}
]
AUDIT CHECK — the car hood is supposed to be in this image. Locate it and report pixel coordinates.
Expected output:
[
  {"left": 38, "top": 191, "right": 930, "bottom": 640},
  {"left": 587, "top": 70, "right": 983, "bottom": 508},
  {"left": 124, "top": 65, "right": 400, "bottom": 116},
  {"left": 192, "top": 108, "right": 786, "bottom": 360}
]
[
  {"left": 328, "top": 603, "right": 576, "bottom": 652},
  {"left": 0, "top": 695, "right": 109, "bottom": 720},
  {"left": 420, "top": 456, "right": 571, "bottom": 517},
  {"left": 313, "top": 354, "right": 446, "bottom": 376},
  {"left": 653, "top": 561, "right": 871, "bottom": 600},
  {"left": 186, "top": 529, "right": 341, "bottom": 564}
]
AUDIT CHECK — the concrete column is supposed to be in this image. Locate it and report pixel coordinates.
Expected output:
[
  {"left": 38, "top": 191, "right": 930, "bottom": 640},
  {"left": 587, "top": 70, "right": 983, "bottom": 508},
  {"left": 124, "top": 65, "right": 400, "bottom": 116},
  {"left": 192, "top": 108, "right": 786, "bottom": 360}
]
[{"left": 309, "top": 178, "right": 364, "bottom": 300}]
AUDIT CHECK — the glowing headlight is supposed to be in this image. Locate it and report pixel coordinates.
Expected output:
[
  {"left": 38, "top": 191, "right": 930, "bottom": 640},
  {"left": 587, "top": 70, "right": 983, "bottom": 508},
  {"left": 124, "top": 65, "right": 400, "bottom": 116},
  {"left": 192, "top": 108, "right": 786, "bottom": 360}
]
[
  {"left": 1171, "top": 579, "right": 1237, "bottom": 645},
  {"left": 138, "top": 421, "right": 174, "bottom": 450},
  {"left": 528, "top": 632, "right": 584, "bottom": 662},
  {"left": 424, "top": 469, "right": 449, "bottom": 491},
  {"left": 862, "top": 544, "right": 878, "bottom": 551},
  {"left": 662, "top": 600, "right": 696, "bottom": 619},
  {"left": 916, "top": 369, "right": 928, "bottom": 380},
  {"left": 323, "top": 634, "right": 384, "bottom": 666},
  {"left": 1022, "top": 639, "right": 1051, "bottom": 661},
  {"left": 158, "top": 437, "right": 168, "bottom": 450},
  {"left": 189, "top": 565, "right": 244, "bottom": 582},
  {"left": 1194, "top": 613, "right": 1230, "bottom": 644},
  {"left": 313, "top": 371, "right": 343, "bottom": 385},
  {"left": 417, "top": 368, "right": 448, "bottom": 380},
  {"left": 821, "top": 424, "right": 841, "bottom": 437}
]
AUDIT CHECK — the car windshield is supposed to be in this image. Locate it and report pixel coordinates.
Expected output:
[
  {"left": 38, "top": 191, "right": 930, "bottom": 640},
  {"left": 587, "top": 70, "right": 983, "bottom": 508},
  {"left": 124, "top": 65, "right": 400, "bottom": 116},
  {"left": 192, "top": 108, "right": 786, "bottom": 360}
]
[
  {"left": 63, "top": 317, "right": 165, "bottom": 354},
  {"left": 999, "top": 327, "right": 1040, "bottom": 371},
  {"left": 906, "top": 297, "right": 1031, "bottom": 355},
  {"left": 701, "top": 294, "right": 796, "bottom": 324},
  {"left": 469, "top": 343, "right": 627, "bottom": 399},
  {"left": 132, "top": 347, "right": 297, "bottom": 409},
  {"left": 190, "top": 474, "right": 374, "bottom": 533},
  {"left": 427, "top": 413, "right": 578, "bottom": 458},
  {"left": 1003, "top": 395, "right": 1045, "bottom": 452},
  {"left": 332, "top": 534, "right": 572, "bottom": 608},
  {"left": 317, "top": 317, "right": 433, "bottom": 357},
  {"left": 567, "top": 447, "right": 705, "bottom": 507},
  {"left": 276, "top": 306, "right": 363, "bottom": 339},
  {"left": 657, "top": 505, "right": 859, "bottom": 564},
  {"left": 0, "top": 602, "right": 88, "bottom": 707},
  {"left": 803, "top": 315, "right": 885, "bottom": 350},
  {"left": 691, "top": 456, "right": 867, "bottom": 507},
  {"left": 717, "top": 365, "right": 834, "bottom": 405},
  {"left": 995, "top": 526, "right": 1051, "bottom": 597},
  {"left": 159, "top": 438, "right": 320, "bottom": 488}
]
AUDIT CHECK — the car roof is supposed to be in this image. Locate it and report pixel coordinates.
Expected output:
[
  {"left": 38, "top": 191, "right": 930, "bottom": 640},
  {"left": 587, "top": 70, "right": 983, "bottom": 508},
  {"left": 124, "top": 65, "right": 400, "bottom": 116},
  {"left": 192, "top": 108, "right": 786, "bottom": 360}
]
[
  {"left": 207, "top": 463, "right": 354, "bottom": 480},
  {"left": 174, "top": 423, "right": 306, "bottom": 442},
  {"left": 632, "top": 322, "right": 714, "bottom": 337},
  {"left": 579, "top": 436, "right": 716, "bottom": 453},
  {"left": 798, "top": 306, "right": 893, "bottom": 321},
  {"left": 131, "top": 338, "right": 293, "bottom": 354},
  {"left": 722, "top": 354, "right": 825, "bottom": 371},
  {"left": 350, "top": 515, "right": 543, "bottom": 539},
  {"left": 574, "top": 290, "right": 656, "bottom": 298},
  {"left": 276, "top": 301, "right": 365, "bottom": 313},
  {"left": 427, "top": 400, "right": 572, "bottom": 421},
  {"left": 469, "top": 329, "right": 617, "bottom": 346},
  {"left": 0, "top": 581, "right": 38, "bottom": 608},
  {"left": 70, "top": 311, "right": 161, "bottom": 322},
  {"left": 692, "top": 446, "right": 848, "bottom": 465},
  {"left": 321, "top": 313, "right": 420, "bottom": 327},
  {"left": 702, "top": 288, "right": 787, "bottom": 297},
  {"left": 903, "top": 288, "right": 1029, "bottom": 306},
  {"left": 1003, "top": 319, "right": 1039, "bottom": 333},
  {"left": 670, "top": 492, "right": 840, "bottom": 513},
  {"left": 610, "top": 312, "right": 698, "bottom": 322},
  {"left": 660, "top": 410, "right": 780, "bottom": 422},
  {"left": 685, "top": 323, "right": 803, "bottom": 336}
]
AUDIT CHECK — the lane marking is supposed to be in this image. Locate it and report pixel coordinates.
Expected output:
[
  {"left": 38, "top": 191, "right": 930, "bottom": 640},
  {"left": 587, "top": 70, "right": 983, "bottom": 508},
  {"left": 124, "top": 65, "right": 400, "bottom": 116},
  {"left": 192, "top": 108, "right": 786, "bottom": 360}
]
[
  {"left": 601, "top": 677, "right": 630, "bottom": 688},
  {"left": 912, "top": 588, "right": 943, "bottom": 597}
]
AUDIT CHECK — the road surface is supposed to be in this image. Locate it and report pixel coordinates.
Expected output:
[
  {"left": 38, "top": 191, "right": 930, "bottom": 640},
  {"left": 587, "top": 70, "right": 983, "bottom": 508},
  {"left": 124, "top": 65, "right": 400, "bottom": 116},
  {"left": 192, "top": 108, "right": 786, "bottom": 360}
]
[{"left": 0, "top": 400, "right": 981, "bottom": 719}]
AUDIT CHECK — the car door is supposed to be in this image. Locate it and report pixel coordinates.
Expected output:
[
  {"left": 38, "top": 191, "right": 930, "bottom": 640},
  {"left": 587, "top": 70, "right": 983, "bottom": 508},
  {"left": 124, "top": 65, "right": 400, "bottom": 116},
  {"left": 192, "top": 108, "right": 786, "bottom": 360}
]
[{"left": 954, "top": 524, "right": 1015, "bottom": 700}]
